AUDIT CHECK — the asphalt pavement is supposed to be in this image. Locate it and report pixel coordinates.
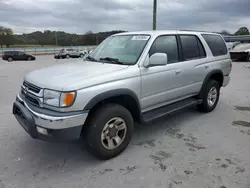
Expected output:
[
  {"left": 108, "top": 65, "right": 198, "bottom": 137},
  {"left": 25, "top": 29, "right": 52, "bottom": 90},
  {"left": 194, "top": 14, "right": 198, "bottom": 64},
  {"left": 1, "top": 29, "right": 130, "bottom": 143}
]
[{"left": 0, "top": 56, "right": 249, "bottom": 188}]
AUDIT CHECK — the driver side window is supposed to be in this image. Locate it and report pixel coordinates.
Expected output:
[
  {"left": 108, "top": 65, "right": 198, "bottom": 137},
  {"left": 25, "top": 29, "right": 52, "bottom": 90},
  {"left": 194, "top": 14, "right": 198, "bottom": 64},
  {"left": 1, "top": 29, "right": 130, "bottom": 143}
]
[
  {"left": 149, "top": 35, "right": 179, "bottom": 63},
  {"left": 17, "top": 51, "right": 24, "bottom": 56}
]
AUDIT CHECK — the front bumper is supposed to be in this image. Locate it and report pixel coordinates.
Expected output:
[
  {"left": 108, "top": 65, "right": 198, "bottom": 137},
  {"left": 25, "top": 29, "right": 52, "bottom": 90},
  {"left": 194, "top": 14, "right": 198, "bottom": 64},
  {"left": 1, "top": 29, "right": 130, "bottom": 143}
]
[
  {"left": 54, "top": 54, "right": 66, "bottom": 59},
  {"left": 13, "top": 94, "right": 88, "bottom": 142},
  {"left": 222, "top": 76, "right": 230, "bottom": 87}
]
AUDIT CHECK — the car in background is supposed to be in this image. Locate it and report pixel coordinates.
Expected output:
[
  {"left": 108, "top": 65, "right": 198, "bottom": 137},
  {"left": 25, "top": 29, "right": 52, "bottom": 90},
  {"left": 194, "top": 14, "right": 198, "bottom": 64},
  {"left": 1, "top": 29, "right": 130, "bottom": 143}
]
[
  {"left": 54, "top": 48, "right": 88, "bottom": 59},
  {"left": 226, "top": 41, "right": 241, "bottom": 50},
  {"left": 2, "top": 51, "right": 36, "bottom": 62},
  {"left": 229, "top": 43, "right": 250, "bottom": 61}
]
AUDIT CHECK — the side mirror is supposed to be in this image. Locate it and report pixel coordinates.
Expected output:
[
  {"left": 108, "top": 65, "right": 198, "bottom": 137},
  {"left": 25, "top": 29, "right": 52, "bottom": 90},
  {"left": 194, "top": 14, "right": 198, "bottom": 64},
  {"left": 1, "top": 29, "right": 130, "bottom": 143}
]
[{"left": 146, "top": 53, "right": 168, "bottom": 67}]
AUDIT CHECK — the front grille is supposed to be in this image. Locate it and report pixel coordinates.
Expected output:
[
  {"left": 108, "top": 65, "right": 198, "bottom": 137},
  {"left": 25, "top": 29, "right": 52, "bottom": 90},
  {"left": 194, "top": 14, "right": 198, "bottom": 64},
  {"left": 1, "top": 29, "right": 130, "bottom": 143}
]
[
  {"left": 21, "top": 81, "right": 42, "bottom": 107},
  {"left": 23, "top": 81, "right": 41, "bottom": 94},
  {"left": 21, "top": 89, "right": 40, "bottom": 106},
  {"left": 24, "top": 94, "right": 40, "bottom": 106}
]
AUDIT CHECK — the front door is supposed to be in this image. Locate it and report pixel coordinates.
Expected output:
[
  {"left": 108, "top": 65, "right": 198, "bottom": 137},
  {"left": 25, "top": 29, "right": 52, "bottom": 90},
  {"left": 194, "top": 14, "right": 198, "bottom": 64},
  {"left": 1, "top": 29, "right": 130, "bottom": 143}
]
[{"left": 140, "top": 35, "right": 183, "bottom": 112}]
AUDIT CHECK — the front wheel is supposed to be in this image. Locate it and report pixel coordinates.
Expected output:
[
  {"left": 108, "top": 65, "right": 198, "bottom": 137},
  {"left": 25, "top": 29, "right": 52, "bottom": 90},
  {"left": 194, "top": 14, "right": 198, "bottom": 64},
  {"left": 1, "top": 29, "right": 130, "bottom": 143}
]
[
  {"left": 28, "top": 57, "right": 32, "bottom": 61},
  {"left": 83, "top": 104, "right": 134, "bottom": 160},
  {"left": 197, "top": 80, "right": 220, "bottom": 113},
  {"left": 80, "top": 54, "right": 84, "bottom": 58},
  {"left": 66, "top": 54, "right": 70, "bottom": 59}
]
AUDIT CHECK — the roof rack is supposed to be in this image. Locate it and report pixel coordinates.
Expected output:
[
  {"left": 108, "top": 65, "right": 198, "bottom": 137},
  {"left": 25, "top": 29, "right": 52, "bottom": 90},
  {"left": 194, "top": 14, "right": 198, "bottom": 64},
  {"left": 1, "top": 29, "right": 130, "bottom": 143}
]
[{"left": 179, "top": 29, "right": 209, "bottom": 33}]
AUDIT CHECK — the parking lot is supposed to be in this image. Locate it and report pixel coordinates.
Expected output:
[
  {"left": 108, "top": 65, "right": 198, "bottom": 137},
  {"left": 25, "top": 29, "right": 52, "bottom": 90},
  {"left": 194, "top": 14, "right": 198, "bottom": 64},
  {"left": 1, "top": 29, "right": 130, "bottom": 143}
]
[{"left": 0, "top": 55, "right": 249, "bottom": 188}]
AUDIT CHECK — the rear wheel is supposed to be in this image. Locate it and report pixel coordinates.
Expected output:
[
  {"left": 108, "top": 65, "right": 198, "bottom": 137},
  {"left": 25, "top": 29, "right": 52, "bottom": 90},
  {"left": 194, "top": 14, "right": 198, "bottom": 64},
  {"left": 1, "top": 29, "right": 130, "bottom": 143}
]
[
  {"left": 197, "top": 80, "right": 220, "bottom": 112},
  {"left": 8, "top": 57, "right": 13, "bottom": 62},
  {"left": 83, "top": 104, "right": 134, "bottom": 160},
  {"left": 246, "top": 55, "right": 250, "bottom": 62}
]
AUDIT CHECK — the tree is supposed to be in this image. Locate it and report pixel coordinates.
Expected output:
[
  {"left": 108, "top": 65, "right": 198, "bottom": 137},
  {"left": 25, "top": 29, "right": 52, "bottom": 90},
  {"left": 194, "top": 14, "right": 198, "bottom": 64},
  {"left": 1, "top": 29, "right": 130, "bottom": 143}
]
[
  {"left": 0, "top": 26, "right": 15, "bottom": 47},
  {"left": 85, "top": 30, "right": 93, "bottom": 35},
  {"left": 220, "top": 30, "right": 231, "bottom": 35},
  {"left": 12, "top": 30, "right": 126, "bottom": 46},
  {"left": 235, "top": 27, "right": 250, "bottom": 35}
]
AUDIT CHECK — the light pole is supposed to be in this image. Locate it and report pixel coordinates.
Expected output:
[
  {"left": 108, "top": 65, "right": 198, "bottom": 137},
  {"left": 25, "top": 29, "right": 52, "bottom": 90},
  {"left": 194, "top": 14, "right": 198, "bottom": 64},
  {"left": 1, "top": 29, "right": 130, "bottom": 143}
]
[
  {"left": 153, "top": 0, "right": 157, "bottom": 30},
  {"left": 55, "top": 32, "right": 58, "bottom": 46}
]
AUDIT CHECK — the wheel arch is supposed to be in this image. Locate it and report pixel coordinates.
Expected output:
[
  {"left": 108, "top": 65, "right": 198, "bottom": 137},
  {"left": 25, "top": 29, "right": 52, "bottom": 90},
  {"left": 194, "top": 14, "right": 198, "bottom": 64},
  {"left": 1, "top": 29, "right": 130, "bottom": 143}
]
[
  {"left": 198, "top": 69, "right": 224, "bottom": 98},
  {"left": 83, "top": 89, "right": 141, "bottom": 122}
]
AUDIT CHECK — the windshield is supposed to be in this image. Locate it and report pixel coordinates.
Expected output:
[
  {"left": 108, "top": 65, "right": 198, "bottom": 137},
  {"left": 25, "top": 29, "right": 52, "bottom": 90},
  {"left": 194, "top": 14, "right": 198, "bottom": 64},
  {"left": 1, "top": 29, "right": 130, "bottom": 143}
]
[
  {"left": 233, "top": 44, "right": 250, "bottom": 50},
  {"left": 89, "top": 35, "right": 150, "bottom": 65},
  {"left": 59, "top": 49, "right": 65, "bottom": 53}
]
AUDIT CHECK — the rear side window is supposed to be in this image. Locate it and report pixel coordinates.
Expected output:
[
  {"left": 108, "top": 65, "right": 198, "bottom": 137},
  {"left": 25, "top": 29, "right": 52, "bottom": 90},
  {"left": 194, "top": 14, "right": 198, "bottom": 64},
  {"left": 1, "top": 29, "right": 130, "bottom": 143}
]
[
  {"left": 4, "top": 51, "right": 12, "bottom": 55},
  {"left": 17, "top": 51, "right": 24, "bottom": 55},
  {"left": 149, "top": 35, "right": 179, "bottom": 63},
  {"left": 180, "top": 35, "right": 206, "bottom": 60},
  {"left": 201, "top": 34, "right": 227, "bottom": 56}
]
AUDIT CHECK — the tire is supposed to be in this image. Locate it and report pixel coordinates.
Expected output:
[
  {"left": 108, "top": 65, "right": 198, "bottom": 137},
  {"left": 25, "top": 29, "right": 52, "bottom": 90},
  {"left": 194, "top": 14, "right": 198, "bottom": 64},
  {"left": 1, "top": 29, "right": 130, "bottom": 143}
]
[
  {"left": 8, "top": 57, "right": 13, "bottom": 62},
  {"left": 80, "top": 54, "right": 84, "bottom": 58},
  {"left": 197, "top": 80, "right": 220, "bottom": 113},
  {"left": 66, "top": 54, "right": 70, "bottom": 59},
  {"left": 246, "top": 55, "right": 250, "bottom": 62},
  {"left": 28, "top": 57, "right": 32, "bottom": 61},
  {"left": 83, "top": 104, "right": 134, "bottom": 160}
]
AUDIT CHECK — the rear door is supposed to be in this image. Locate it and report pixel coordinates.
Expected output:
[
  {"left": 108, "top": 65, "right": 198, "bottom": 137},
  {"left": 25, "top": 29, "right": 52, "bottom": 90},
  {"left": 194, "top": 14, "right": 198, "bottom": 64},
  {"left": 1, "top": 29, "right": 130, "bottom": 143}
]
[
  {"left": 174, "top": 34, "right": 208, "bottom": 98},
  {"left": 12, "top": 51, "right": 22, "bottom": 60},
  {"left": 74, "top": 49, "right": 80, "bottom": 56}
]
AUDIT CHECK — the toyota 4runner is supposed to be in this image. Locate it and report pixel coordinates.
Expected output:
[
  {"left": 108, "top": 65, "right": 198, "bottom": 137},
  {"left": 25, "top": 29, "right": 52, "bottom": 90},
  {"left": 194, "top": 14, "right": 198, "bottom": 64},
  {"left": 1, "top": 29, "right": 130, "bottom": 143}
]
[{"left": 13, "top": 30, "right": 232, "bottom": 160}]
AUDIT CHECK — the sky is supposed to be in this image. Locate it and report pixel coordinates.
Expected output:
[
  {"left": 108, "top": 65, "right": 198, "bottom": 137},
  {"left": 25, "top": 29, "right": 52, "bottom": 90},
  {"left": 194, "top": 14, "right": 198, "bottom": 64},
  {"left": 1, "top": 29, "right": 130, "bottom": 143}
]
[{"left": 0, "top": 0, "right": 249, "bottom": 34}]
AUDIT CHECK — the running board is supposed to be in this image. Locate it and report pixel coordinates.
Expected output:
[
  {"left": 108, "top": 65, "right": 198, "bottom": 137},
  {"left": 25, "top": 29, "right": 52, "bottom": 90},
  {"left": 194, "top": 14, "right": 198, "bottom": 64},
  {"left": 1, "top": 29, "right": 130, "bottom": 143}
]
[{"left": 141, "top": 98, "right": 202, "bottom": 123}]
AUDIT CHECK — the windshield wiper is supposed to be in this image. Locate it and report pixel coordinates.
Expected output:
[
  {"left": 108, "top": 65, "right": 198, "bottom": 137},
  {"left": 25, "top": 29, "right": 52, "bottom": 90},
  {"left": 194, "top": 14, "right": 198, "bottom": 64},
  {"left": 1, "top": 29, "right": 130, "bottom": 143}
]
[
  {"left": 99, "top": 57, "right": 125, "bottom": 65},
  {"left": 85, "top": 56, "right": 97, "bottom": 62}
]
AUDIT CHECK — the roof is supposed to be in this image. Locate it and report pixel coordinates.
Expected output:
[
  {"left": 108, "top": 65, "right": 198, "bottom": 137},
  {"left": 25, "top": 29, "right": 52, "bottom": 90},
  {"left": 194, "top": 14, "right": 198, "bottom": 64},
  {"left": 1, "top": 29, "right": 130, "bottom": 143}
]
[{"left": 114, "top": 30, "right": 217, "bottom": 36}]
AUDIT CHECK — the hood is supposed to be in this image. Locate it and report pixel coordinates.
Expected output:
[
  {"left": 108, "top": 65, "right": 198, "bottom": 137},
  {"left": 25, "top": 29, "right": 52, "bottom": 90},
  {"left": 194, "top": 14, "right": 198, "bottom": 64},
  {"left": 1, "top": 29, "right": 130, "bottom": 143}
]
[{"left": 25, "top": 60, "right": 129, "bottom": 91}]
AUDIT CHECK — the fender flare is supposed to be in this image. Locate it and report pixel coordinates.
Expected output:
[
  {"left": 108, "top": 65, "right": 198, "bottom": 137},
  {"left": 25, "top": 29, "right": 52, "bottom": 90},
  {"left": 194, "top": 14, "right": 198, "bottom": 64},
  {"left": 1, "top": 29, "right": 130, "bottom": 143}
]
[
  {"left": 83, "top": 89, "right": 141, "bottom": 111},
  {"left": 198, "top": 69, "right": 224, "bottom": 98}
]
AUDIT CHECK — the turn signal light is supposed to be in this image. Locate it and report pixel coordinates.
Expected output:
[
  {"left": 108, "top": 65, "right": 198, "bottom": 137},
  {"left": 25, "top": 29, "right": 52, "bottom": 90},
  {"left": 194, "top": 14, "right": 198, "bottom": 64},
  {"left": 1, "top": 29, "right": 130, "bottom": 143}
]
[{"left": 62, "top": 92, "right": 76, "bottom": 107}]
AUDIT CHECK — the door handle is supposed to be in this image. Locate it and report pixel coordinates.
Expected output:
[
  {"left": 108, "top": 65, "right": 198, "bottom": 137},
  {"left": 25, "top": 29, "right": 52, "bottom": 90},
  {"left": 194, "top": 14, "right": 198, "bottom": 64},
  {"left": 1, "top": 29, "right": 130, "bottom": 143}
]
[
  {"left": 175, "top": 70, "right": 182, "bottom": 75},
  {"left": 205, "top": 65, "right": 209, "bottom": 69}
]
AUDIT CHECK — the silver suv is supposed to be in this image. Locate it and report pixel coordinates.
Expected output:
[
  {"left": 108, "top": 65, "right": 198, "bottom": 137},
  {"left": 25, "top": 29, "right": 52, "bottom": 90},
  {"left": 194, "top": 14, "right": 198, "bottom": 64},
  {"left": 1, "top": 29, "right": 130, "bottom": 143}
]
[
  {"left": 13, "top": 30, "right": 231, "bottom": 160},
  {"left": 54, "top": 48, "right": 88, "bottom": 59}
]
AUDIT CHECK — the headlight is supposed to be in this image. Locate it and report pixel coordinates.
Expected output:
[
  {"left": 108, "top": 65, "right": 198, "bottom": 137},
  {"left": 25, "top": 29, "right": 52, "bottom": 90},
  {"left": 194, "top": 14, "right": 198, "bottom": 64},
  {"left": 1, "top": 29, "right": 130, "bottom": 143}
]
[{"left": 43, "top": 89, "right": 76, "bottom": 107}]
